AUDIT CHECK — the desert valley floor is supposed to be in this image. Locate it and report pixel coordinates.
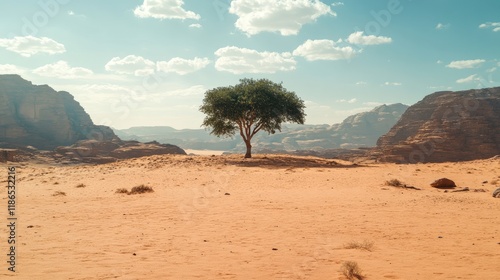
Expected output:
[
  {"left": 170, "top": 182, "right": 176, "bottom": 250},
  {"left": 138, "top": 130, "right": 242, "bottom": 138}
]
[{"left": 1, "top": 154, "right": 499, "bottom": 279}]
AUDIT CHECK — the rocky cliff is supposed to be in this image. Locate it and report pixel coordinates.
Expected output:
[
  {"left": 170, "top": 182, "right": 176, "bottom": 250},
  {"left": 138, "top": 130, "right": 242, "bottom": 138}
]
[
  {"left": 0, "top": 74, "right": 116, "bottom": 150},
  {"left": 377, "top": 87, "right": 500, "bottom": 163},
  {"left": 325, "top": 103, "right": 409, "bottom": 149}
]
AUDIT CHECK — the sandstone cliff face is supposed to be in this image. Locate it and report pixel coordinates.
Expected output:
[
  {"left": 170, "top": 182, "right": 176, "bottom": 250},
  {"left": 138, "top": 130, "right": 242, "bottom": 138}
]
[
  {"left": 0, "top": 74, "right": 115, "bottom": 149},
  {"left": 377, "top": 87, "right": 500, "bottom": 163}
]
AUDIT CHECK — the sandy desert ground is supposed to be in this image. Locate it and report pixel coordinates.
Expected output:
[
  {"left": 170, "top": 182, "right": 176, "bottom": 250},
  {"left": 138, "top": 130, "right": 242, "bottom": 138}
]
[{"left": 1, "top": 154, "right": 499, "bottom": 279}]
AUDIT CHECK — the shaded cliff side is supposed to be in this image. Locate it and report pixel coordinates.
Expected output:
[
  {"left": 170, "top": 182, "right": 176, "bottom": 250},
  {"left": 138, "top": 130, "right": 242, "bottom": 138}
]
[{"left": 0, "top": 74, "right": 115, "bottom": 150}]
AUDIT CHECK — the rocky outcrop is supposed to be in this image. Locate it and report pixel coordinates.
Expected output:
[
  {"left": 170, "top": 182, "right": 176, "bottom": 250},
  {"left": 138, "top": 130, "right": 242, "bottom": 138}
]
[
  {"left": 0, "top": 74, "right": 117, "bottom": 150},
  {"left": 326, "top": 103, "right": 409, "bottom": 149},
  {"left": 56, "top": 140, "right": 186, "bottom": 163},
  {"left": 377, "top": 87, "right": 500, "bottom": 163},
  {"left": 0, "top": 75, "right": 187, "bottom": 162}
]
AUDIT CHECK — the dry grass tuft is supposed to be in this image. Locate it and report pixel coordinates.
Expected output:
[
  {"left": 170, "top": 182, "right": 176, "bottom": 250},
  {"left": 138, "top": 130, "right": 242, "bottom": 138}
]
[
  {"left": 344, "top": 240, "right": 374, "bottom": 251},
  {"left": 341, "top": 261, "right": 365, "bottom": 280},
  {"left": 115, "top": 188, "right": 129, "bottom": 194},
  {"left": 385, "top": 179, "right": 404, "bottom": 187},
  {"left": 116, "top": 185, "right": 154, "bottom": 195},
  {"left": 75, "top": 183, "right": 86, "bottom": 188},
  {"left": 128, "top": 185, "right": 154, "bottom": 195},
  {"left": 53, "top": 191, "right": 66, "bottom": 196}
]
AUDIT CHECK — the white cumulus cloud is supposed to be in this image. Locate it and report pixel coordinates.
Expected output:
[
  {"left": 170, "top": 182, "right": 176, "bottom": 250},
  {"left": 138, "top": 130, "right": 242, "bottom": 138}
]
[
  {"left": 214, "top": 46, "right": 296, "bottom": 74},
  {"left": 189, "top": 23, "right": 202, "bottom": 28},
  {"left": 435, "top": 23, "right": 450, "bottom": 30},
  {"left": 0, "top": 36, "right": 65, "bottom": 57},
  {"left": 456, "top": 74, "right": 481, "bottom": 84},
  {"left": 293, "top": 39, "right": 358, "bottom": 61},
  {"left": 157, "top": 57, "right": 210, "bottom": 75},
  {"left": 105, "top": 55, "right": 155, "bottom": 76},
  {"left": 33, "top": 61, "right": 93, "bottom": 79},
  {"left": 446, "top": 59, "right": 485, "bottom": 69},
  {"left": 0, "top": 64, "right": 24, "bottom": 74},
  {"left": 347, "top": 31, "right": 392, "bottom": 45},
  {"left": 134, "top": 0, "right": 200, "bottom": 20},
  {"left": 479, "top": 22, "right": 500, "bottom": 32},
  {"left": 229, "top": 0, "right": 334, "bottom": 36},
  {"left": 337, "top": 98, "right": 357, "bottom": 104}
]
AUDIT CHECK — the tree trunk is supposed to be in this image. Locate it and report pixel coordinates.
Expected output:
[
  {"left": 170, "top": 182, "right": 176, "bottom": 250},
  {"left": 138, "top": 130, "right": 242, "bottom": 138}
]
[{"left": 244, "top": 140, "right": 252, "bottom": 158}]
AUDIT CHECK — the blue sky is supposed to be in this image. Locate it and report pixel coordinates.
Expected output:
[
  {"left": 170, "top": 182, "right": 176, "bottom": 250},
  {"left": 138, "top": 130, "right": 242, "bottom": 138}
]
[{"left": 0, "top": 0, "right": 499, "bottom": 129}]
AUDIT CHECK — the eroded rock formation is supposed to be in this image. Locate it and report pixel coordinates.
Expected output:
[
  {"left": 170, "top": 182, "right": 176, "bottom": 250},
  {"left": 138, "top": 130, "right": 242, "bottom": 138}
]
[
  {"left": 377, "top": 87, "right": 500, "bottom": 162},
  {"left": 0, "top": 74, "right": 115, "bottom": 149}
]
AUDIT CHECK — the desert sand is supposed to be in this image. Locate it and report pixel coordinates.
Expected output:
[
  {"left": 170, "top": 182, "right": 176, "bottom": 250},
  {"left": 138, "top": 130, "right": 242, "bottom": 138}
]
[{"left": 1, "top": 154, "right": 499, "bottom": 279}]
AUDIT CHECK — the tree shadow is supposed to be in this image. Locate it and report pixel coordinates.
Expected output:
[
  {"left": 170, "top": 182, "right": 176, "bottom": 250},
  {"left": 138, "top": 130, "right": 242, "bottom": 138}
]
[{"left": 219, "top": 154, "right": 367, "bottom": 169}]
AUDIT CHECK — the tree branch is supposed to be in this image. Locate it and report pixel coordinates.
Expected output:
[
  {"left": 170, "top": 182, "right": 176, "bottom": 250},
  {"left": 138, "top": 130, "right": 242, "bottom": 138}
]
[
  {"left": 236, "top": 119, "right": 247, "bottom": 141},
  {"left": 250, "top": 122, "right": 264, "bottom": 138}
]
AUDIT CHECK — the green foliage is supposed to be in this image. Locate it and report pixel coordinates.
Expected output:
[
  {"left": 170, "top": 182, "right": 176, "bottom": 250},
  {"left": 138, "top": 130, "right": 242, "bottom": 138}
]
[{"left": 199, "top": 78, "right": 306, "bottom": 158}]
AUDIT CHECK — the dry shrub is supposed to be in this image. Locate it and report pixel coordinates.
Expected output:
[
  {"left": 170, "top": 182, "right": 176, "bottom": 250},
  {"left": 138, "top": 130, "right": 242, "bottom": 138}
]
[
  {"left": 115, "top": 188, "right": 129, "bottom": 194},
  {"left": 341, "top": 261, "right": 365, "bottom": 280},
  {"left": 128, "top": 185, "right": 154, "bottom": 195},
  {"left": 344, "top": 240, "right": 374, "bottom": 252},
  {"left": 53, "top": 191, "right": 66, "bottom": 196},
  {"left": 385, "top": 179, "right": 404, "bottom": 187},
  {"left": 76, "top": 183, "right": 86, "bottom": 188}
]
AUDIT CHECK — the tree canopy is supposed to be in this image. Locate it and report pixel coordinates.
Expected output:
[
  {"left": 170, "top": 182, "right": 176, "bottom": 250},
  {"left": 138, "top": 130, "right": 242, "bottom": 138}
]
[{"left": 200, "top": 78, "right": 306, "bottom": 158}]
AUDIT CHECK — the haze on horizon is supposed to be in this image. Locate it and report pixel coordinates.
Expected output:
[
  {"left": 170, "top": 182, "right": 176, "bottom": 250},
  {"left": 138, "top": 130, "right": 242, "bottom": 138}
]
[{"left": 0, "top": 0, "right": 499, "bottom": 130}]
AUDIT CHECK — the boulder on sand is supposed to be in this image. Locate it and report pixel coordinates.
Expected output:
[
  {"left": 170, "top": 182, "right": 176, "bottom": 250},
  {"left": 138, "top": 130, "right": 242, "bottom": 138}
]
[
  {"left": 431, "top": 178, "right": 456, "bottom": 189},
  {"left": 493, "top": 187, "right": 500, "bottom": 198}
]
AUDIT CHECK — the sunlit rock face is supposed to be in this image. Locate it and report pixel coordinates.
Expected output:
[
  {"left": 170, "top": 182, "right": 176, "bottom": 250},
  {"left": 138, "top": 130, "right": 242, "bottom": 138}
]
[{"left": 377, "top": 87, "right": 500, "bottom": 163}]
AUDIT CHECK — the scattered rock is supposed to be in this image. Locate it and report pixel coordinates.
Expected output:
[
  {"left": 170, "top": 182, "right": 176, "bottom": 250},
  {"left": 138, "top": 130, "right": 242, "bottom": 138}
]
[
  {"left": 431, "top": 178, "right": 456, "bottom": 189},
  {"left": 493, "top": 187, "right": 500, "bottom": 198},
  {"left": 224, "top": 193, "right": 231, "bottom": 196},
  {"left": 272, "top": 248, "right": 278, "bottom": 251},
  {"left": 56, "top": 140, "right": 186, "bottom": 163}
]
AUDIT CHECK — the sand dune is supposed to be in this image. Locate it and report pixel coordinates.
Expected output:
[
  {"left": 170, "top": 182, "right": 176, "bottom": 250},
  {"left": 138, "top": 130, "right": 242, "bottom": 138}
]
[{"left": 1, "top": 154, "right": 499, "bottom": 279}]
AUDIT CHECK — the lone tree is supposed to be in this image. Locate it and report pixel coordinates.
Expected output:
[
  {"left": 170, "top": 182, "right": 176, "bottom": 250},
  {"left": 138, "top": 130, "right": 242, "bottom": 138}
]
[{"left": 200, "top": 78, "right": 306, "bottom": 158}]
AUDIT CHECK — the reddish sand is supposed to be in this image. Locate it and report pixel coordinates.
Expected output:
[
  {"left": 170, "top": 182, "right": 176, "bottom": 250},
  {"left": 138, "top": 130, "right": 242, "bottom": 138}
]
[{"left": 1, "top": 154, "right": 499, "bottom": 279}]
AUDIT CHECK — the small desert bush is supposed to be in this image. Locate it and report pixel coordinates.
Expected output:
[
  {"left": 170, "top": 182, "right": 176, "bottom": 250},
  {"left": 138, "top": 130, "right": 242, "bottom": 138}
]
[
  {"left": 115, "top": 188, "right": 129, "bottom": 194},
  {"left": 385, "top": 179, "right": 404, "bottom": 187},
  {"left": 53, "top": 191, "right": 66, "bottom": 196},
  {"left": 128, "top": 185, "right": 154, "bottom": 195},
  {"left": 341, "top": 261, "right": 365, "bottom": 280},
  {"left": 75, "top": 183, "right": 86, "bottom": 188},
  {"left": 344, "top": 240, "right": 374, "bottom": 252}
]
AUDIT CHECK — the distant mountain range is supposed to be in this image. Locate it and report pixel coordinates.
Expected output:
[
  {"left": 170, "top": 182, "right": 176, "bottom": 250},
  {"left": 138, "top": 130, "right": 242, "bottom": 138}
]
[{"left": 114, "top": 103, "right": 409, "bottom": 152}]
